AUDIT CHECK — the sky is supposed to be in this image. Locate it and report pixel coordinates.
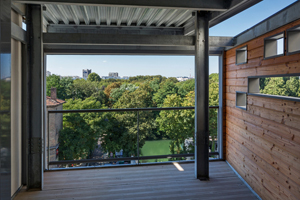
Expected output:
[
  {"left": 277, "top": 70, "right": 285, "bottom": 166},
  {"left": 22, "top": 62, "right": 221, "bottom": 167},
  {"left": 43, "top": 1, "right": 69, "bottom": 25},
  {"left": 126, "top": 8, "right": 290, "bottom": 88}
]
[{"left": 47, "top": 0, "right": 298, "bottom": 78}]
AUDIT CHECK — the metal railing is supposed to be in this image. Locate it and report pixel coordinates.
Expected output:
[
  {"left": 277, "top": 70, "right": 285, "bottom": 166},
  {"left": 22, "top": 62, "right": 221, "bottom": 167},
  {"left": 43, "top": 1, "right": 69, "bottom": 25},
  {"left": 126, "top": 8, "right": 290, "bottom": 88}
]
[{"left": 47, "top": 106, "right": 219, "bottom": 169}]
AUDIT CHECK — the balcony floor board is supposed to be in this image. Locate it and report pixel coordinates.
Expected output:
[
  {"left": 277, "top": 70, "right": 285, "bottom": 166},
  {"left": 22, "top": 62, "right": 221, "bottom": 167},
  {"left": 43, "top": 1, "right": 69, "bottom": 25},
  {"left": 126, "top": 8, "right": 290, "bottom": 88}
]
[{"left": 15, "top": 161, "right": 258, "bottom": 200}]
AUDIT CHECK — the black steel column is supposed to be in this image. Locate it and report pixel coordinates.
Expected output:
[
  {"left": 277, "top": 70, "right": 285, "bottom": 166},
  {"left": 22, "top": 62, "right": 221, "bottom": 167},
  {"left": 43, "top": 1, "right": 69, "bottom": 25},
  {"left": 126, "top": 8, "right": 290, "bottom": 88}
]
[
  {"left": 195, "top": 11, "right": 210, "bottom": 180},
  {"left": 26, "top": 4, "right": 43, "bottom": 190},
  {"left": 0, "top": 0, "right": 12, "bottom": 198}
]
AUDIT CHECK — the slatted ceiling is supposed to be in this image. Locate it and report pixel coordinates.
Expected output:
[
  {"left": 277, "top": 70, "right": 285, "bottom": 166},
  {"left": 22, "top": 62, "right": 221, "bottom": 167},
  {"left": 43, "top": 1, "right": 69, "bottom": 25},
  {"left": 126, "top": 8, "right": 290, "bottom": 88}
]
[
  {"left": 43, "top": 4, "right": 194, "bottom": 28},
  {"left": 14, "top": 162, "right": 258, "bottom": 200},
  {"left": 224, "top": 18, "right": 300, "bottom": 200}
]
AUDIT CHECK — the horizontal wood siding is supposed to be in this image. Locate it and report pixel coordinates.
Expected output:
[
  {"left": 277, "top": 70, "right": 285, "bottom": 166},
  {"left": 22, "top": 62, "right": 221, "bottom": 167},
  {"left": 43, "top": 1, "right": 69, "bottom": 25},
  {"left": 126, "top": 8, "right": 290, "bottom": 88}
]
[{"left": 224, "top": 19, "right": 300, "bottom": 200}]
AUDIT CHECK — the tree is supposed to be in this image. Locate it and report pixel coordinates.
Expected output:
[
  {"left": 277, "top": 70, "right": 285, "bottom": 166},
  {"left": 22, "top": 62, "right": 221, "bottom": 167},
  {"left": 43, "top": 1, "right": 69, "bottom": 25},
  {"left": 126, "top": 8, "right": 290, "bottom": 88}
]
[
  {"left": 46, "top": 75, "right": 74, "bottom": 100},
  {"left": 153, "top": 79, "right": 178, "bottom": 107},
  {"left": 261, "top": 77, "right": 288, "bottom": 96},
  {"left": 209, "top": 73, "right": 219, "bottom": 152},
  {"left": 104, "top": 82, "right": 122, "bottom": 99},
  {"left": 59, "top": 97, "right": 103, "bottom": 161},
  {"left": 156, "top": 93, "right": 194, "bottom": 155},
  {"left": 110, "top": 83, "right": 137, "bottom": 104},
  {"left": 286, "top": 76, "right": 299, "bottom": 97},
  {"left": 112, "top": 83, "right": 156, "bottom": 156},
  {"left": 67, "top": 78, "right": 105, "bottom": 103},
  {"left": 87, "top": 72, "right": 101, "bottom": 82},
  {"left": 177, "top": 79, "right": 195, "bottom": 97}
]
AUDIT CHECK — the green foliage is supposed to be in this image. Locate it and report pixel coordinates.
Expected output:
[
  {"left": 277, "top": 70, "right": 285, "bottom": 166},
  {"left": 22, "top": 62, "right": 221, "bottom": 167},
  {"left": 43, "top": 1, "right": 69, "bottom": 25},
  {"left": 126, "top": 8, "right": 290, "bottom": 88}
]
[
  {"left": 68, "top": 79, "right": 106, "bottom": 103},
  {"left": 260, "top": 76, "right": 300, "bottom": 98},
  {"left": 87, "top": 72, "right": 101, "bottom": 82},
  {"left": 59, "top": 97, "right": 103, "bottom": 161},
  {"left": 112, "top": 83, "right": 156, "bottom": 156},
  {"left": 156, "top": 93, "right": 194, "bottom": 155},
  {"left": 209, "top": 73, "right": 219, "bottom": 106},
  {"left": 153, "top": 79, "right": 179, "bottom": 107},
  {"left": 261, "top": 77, "right": 288, "bottom": 96},
  {"left": 46, "top": 75, "right": 74, "bottom": 100},
  {"left": 176, "top": 79, "right": 195, "bottom": 97},
  {"left": 56, "top": 74, "right": 223, "bottom": 161},
  {"left": 110, "top": 83, "right": 137, "bottom": 104}
]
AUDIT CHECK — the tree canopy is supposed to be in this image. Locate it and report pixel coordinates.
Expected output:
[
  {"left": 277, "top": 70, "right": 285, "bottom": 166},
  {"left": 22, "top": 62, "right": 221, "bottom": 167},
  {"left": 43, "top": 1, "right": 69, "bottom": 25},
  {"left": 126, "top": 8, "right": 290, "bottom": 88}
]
[
  {"left": 87, "top": 72, "right": 101, "bottom": 82},
  {"left": 46, "top": 74, "right": 221, "bottom": 162}
]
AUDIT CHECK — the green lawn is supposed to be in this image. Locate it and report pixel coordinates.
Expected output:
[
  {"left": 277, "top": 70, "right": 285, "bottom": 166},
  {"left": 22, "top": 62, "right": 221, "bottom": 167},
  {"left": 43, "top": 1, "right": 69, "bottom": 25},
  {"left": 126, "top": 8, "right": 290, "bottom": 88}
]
[{"left": 140, "top": 140, "right": 171, "bottom": 163}]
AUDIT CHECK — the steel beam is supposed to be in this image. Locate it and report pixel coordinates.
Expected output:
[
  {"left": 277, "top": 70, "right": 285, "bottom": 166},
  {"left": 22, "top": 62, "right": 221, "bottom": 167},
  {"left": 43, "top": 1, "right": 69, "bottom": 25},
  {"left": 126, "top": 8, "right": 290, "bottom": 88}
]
[
  {"left": 27, "top": 4, "right": 44, "bottom": 190},
  {"left": 13, "top": 0, "right": 228, "bottom": 11},
  {"left": 43, "top": 33, "right": 234, "bottom": 48},
  {"left": 43, "top": 45, "right": 225, "bottom": 55},
  {"left": 194, "top": 11, "right": 209, "bottom": 181},
  {"left": 11, "top": 22, "right": 26, "bottom": 43},
  {"left": 43, "top": 33, "right": 195, "bottom": 46},
  {"left": 47, "top": 25, "right": 184, "bottom": 35},
  {"left": 0, "top": 0, "right": 12, "bottom": 198}
]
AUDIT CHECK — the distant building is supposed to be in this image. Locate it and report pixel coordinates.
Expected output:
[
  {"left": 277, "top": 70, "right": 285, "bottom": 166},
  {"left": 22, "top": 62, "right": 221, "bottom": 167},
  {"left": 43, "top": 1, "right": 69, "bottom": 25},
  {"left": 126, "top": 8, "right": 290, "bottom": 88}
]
[
  {"left": 177, "top": 76, "right": 191, "bottom": 82},
  {"left": 46, "top": 88, "right": 65, "bottom": 169},
  {"left": 60, "top": 75, "right": 81, "bottom": 80},
  {"left": 108, "top": 72, "right": 118, "bottom": 77},
  {"left": 46, "top": 71, "right": 51, "bottom": 76},
  {"left": 83, "top": 69, "right": 92, "bottom": 80},
  {"left": 101, "top": 76, "right": 129, "bottom": 80}
]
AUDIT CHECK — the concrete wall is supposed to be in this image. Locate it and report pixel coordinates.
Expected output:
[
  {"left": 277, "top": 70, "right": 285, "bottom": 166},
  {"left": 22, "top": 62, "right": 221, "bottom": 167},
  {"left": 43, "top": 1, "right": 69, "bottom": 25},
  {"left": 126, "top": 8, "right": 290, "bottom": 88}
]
[{"left": 11, "top": 10, "right": 22, "bottom": 197}]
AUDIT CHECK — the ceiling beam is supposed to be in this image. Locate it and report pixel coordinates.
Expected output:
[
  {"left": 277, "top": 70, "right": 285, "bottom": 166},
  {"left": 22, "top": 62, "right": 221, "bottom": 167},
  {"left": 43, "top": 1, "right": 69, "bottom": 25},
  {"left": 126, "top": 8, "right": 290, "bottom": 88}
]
[
  {"left": 43, "top": 45, "right": 225, "bottom": 55},
  {"left": 43, "top": 33, "right": 234, "bottom": 47},
  {"left": 13, "top": 0, "right": 228, "bottom": 11},
  {"left": 43, "top": 33, "right": 195, "bottom": 46},
  {"left": 47, "top": 25, "right": 184, "bottom": 35}
]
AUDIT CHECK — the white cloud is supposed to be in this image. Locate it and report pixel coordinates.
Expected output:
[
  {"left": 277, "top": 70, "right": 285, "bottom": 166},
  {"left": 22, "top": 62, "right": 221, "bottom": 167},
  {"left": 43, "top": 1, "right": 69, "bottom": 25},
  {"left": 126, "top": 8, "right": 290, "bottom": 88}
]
[{"left": 103, "top": 60, "right": 107, "bottom": 63}]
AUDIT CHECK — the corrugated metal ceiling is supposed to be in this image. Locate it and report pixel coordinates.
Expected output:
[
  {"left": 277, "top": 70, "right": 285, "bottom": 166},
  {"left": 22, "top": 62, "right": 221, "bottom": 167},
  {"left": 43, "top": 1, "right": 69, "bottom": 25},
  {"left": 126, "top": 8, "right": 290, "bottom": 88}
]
[{"left": 43, "top": 4, "right": 194, "bottom": 28}]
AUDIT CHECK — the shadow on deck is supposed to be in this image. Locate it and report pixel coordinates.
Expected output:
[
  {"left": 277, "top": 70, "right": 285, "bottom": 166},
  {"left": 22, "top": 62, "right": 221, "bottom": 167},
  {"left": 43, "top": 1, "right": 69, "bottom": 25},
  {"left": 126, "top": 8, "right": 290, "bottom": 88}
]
[{"left": 15, "top": 161, "right": 258, "bottom": 200}]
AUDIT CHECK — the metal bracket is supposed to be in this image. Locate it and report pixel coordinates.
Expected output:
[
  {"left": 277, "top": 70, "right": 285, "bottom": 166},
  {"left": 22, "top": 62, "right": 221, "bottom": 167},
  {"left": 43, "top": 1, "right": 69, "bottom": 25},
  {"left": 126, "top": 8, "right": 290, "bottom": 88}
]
[{"left": 29, "top": 137, "right": 42, "bottom": 154}]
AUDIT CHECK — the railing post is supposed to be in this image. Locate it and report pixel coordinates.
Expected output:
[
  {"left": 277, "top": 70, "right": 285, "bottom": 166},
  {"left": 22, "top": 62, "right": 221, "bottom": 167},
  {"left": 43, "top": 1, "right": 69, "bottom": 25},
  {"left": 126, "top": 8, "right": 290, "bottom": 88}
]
[{"left": 137, "top": 111, "right": 140, "bottom": 165}]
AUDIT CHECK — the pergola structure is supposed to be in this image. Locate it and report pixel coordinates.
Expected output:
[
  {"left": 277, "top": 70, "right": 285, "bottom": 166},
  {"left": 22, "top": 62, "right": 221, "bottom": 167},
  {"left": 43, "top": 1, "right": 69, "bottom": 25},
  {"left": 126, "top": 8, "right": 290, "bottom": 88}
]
[{"left": 1, "top": 0, "right": 264, "bottom": 198}]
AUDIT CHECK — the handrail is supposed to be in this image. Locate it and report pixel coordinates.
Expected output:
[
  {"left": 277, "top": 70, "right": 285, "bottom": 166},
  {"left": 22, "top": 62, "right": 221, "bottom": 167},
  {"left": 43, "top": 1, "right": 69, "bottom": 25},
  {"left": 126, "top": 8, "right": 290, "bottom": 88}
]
[
  {"left": 49, "top": 152, "right": 219, "bottom": 165},
  {"left": 48, "top": 106, "right": 219, "bottom": 114}
]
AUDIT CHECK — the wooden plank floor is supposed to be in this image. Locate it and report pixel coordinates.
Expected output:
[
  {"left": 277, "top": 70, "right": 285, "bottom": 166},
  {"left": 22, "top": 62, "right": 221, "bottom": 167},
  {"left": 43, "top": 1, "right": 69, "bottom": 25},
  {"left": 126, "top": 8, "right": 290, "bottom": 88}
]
[{"left": 15, "top": 161, "right": 258, "bottom": 200}]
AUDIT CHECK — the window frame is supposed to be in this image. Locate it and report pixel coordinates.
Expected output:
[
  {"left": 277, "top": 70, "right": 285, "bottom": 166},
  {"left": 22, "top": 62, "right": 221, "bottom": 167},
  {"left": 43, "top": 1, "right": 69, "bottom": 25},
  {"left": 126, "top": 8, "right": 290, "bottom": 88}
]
[
  {"left": 247, "top": 73, "right": 300, "bottom": 102},
  {"left": 235, "top": 45, "right": 248, "bottom": 65},
  {"left": 287, "top": 24, "right": 300, "bottom": 55},
  {"left": 236, "top": 91, "right": 247, "bottom": 110},
  {"left": 264, "top": 32, "right": 285, "bottom": 59}
]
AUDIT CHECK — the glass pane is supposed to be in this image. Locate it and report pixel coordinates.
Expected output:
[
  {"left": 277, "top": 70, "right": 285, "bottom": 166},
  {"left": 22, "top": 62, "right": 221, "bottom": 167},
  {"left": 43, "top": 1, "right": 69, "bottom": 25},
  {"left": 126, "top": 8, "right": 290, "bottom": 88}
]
[
  {"left": 47, "top": 111, "right": 139, "bottom": 169},
  {"left": 139, "top": 109, "right": 195, "bottom": 164}
]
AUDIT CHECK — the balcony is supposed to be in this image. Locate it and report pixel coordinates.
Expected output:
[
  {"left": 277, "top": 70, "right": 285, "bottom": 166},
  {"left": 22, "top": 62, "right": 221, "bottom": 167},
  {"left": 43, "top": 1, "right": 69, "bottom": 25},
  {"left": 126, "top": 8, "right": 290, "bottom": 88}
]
[
  {"left": 15, "top": 161, "right": 257, "bottom": 200},
  {"left": 45, "top": 107, "right": 220, "bottom": 169}
]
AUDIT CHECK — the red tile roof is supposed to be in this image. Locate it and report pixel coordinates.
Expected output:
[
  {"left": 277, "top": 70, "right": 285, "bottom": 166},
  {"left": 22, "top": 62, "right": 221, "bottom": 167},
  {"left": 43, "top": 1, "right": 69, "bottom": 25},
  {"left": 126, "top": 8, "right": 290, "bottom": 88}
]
[{"left": 46, "top": 96, "right": 65, "bottom": 107}]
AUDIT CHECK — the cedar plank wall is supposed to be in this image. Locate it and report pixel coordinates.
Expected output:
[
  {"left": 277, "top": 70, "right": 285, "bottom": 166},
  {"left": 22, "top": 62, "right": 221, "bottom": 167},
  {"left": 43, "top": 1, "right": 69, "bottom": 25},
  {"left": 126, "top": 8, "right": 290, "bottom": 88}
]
[{"left": 224, "top": 19, "right": 300, "bottom": 200}]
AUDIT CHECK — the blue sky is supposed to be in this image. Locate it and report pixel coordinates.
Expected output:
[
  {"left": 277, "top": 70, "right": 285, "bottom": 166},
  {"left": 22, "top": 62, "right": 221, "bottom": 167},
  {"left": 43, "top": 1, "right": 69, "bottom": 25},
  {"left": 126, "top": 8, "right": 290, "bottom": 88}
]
[{"left": 47, "top": 0, "right": 298, "bottom": 78}]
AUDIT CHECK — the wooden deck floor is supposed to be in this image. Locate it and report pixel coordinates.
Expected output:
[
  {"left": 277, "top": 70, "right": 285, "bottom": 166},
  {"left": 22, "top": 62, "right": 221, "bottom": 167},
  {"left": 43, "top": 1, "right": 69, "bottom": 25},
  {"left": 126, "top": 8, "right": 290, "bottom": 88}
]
[{"left": 15, "top": 161, "right": 258, "bottom": 200}]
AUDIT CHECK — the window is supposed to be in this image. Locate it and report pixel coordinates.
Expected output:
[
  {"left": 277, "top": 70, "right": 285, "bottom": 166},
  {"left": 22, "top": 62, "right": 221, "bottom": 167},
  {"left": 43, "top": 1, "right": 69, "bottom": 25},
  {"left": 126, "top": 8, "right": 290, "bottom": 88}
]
[
  {"left": 236, "top": 46, "right": 247, "bottom": 65},
  {"left": 236, "top": 91, "right": 247, "bottom": 110},
  {"left": 264, "top": 32, "right": 284, "bottom": 59},
  {"left": 248, "top": 74, "right": 300, "bottom": 102},
  {"left": 287, "top": 25, "right": 300, "bottom": 55}
]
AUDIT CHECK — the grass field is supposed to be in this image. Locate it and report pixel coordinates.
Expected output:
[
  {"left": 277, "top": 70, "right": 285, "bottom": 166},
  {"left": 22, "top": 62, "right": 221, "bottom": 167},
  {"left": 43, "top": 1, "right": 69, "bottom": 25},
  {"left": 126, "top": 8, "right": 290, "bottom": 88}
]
[{"left": 140, "top": 140, "right": 171, "bottom": 163}]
